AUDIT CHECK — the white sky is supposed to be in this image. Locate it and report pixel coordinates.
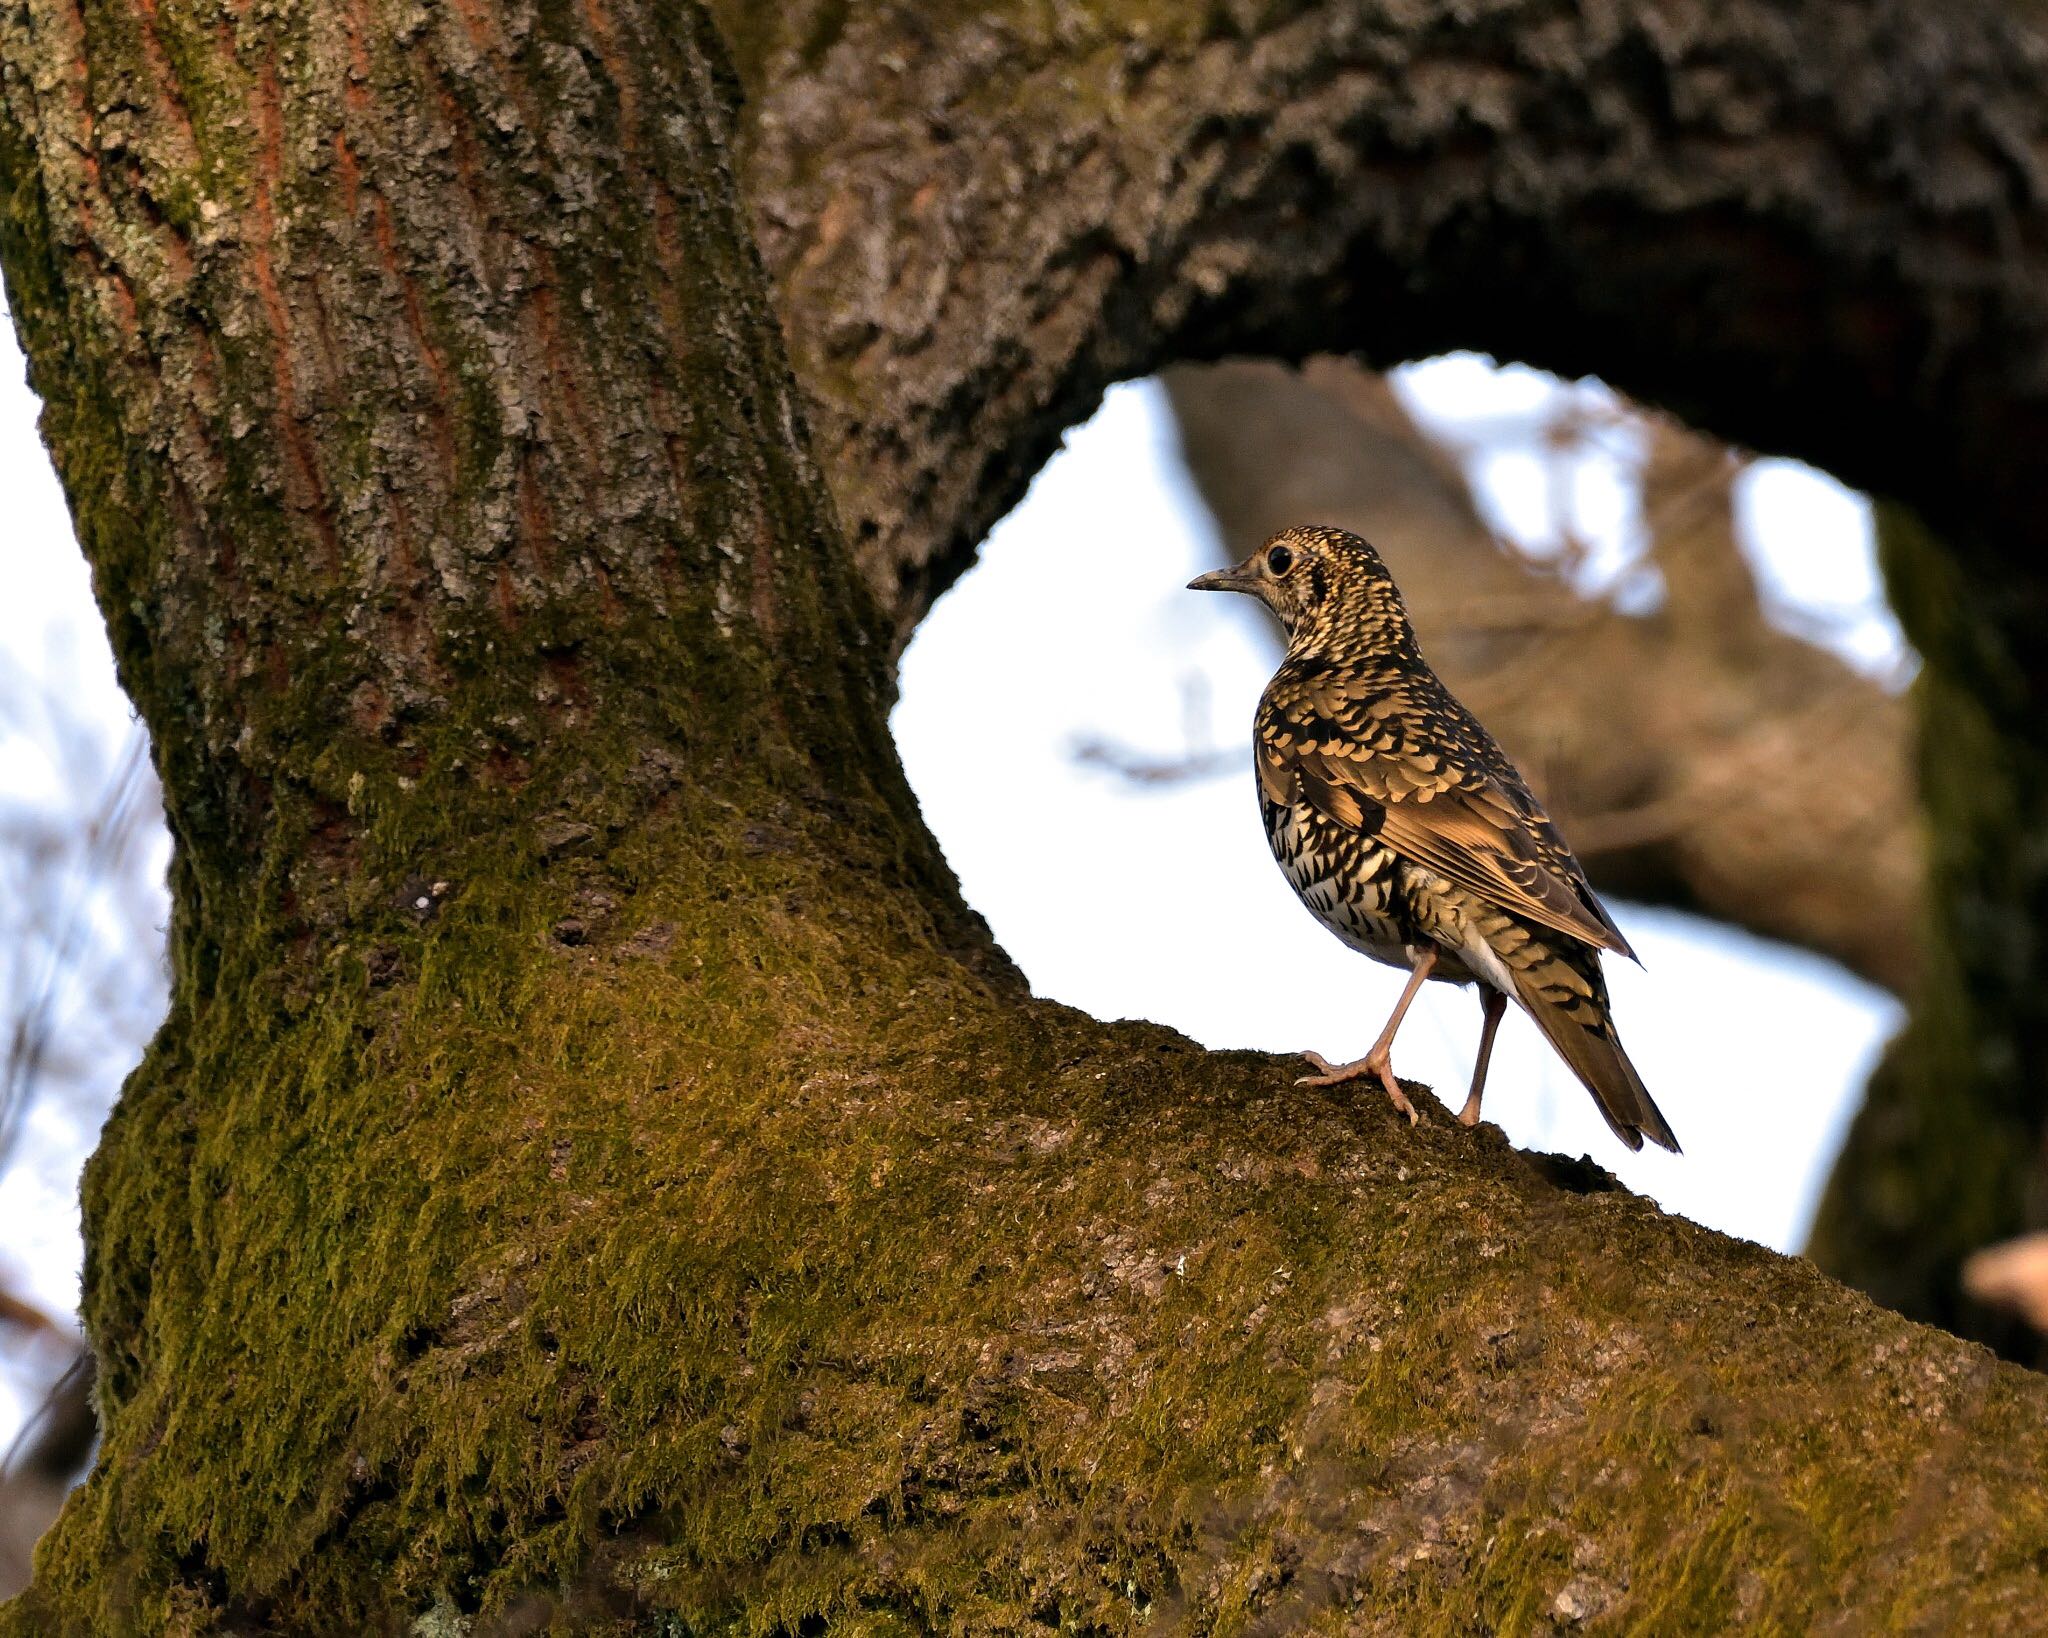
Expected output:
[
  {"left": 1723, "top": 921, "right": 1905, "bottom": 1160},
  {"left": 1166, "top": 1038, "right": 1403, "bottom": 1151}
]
[{"left": 0, "top": 307, "right": 1904, "bottom": 1452}]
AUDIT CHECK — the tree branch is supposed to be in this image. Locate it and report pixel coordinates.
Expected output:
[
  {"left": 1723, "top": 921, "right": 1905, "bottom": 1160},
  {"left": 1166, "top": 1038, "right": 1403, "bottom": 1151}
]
[
  {"left": 723, "top": 0, "right": 2048, "bottom": 1352},
  {"left": 717, "top": 0, "right": 2048, "bottom": 663}
]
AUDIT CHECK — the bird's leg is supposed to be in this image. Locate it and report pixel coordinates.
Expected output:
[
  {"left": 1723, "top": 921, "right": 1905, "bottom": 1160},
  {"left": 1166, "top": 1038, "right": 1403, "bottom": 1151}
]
[
  {"left": 1299, "top": 948, "right": 1438, "bottom": 1122},
  {"left": 1459, "top": 987, "right": 1508, "bottom": 1128}
]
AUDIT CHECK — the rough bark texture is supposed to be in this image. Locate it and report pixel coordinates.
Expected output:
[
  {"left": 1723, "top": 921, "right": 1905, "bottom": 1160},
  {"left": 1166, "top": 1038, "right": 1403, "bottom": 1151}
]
[
  {"left": 4, "top": 2, "right": 2048, "bottom": 1634},
  {"left": 714, "top": 1, "right": 2048, "bottom": 658},
  {"left": 1163, "top": 357, "right": 1919, "bottom": 996}
]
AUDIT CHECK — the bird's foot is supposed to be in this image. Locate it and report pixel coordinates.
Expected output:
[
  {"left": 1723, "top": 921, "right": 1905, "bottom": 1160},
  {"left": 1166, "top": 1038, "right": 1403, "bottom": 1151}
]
[
  {"left": 1296, "top": 1050, "right": 1369, "bottom": 1087},
  {"left": 1378, "top": 1066, "right": 1420, "bottom": 1125},
  {"left": 1298, "top": 1051, "right": 1419, "bottom": 1125},
  {"left": 1456, "top": 1091, "right": 1484, "bottom": 1128}
]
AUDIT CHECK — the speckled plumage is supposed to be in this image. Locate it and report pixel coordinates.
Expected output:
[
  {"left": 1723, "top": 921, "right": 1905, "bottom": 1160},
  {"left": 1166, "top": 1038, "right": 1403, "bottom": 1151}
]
[{"left": 1191, "top": 524, "right": 1678, "bottom": 1153}]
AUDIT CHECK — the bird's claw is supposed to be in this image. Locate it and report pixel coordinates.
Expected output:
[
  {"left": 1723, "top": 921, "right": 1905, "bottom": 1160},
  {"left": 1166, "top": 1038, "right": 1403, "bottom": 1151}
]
[
  {"left": 1298, "top": 1050, "right": 1418, "bottom": 1125},
  {"left": 1295, "top": 1049, "right": 1363, "bottom": 1088}
]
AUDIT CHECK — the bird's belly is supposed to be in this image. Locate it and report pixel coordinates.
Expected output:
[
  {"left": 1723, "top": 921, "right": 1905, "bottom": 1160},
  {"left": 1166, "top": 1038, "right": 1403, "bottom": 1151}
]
[{"left": 1265, "top": 803, "right": 1411, "bottom": 969}]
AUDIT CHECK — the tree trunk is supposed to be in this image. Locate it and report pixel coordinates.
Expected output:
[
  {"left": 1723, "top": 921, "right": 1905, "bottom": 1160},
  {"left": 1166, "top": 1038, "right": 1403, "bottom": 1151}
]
[
  {"left": 4, "top": 3, "right": 2048, "bottom": 1633},
  {"left": 1807, "top": 508, "right": 2048, "bottom": 1362}
]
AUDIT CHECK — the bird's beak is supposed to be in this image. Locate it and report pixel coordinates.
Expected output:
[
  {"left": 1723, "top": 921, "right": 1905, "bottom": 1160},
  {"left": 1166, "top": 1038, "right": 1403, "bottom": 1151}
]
[{"left": 1187, "top": 562, "right": 1258, "bottom": 595}]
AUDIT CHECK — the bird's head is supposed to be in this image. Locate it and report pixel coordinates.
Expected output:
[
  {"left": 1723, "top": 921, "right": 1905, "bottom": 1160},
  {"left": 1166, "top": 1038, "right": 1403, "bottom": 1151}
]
[{"left": 1187, "top": 525, "right": 1416, "bottom": 656}]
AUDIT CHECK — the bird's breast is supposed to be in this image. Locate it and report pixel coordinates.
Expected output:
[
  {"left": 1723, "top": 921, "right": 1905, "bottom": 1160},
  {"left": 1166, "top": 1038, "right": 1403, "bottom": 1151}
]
[{"left": 1263, "top": 797, "right": 1411, "bottom": 968}]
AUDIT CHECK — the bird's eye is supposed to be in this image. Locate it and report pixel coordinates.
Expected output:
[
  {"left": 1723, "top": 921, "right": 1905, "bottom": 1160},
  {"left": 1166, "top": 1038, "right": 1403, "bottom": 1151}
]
[{"left": 1267, "top": 545, "right": 1294, "bottom": 577}]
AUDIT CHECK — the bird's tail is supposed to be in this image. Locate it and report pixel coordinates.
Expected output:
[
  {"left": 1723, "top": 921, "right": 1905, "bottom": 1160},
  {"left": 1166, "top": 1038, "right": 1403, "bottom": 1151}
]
[{"left": 1512, "top": 972, "right": 1680, "bottom": 1154}]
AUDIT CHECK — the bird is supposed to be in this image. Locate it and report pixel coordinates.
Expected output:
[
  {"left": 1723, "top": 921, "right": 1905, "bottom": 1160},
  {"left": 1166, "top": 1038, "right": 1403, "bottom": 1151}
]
[{"left": 1189, "top": 524, "right": 1678, "bottom": 1153}]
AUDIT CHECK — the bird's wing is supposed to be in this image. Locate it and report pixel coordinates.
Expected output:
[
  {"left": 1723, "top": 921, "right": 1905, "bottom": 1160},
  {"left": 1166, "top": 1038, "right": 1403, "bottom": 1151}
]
[{"left": 1259, "top": 673, "right": 1635, "bottom": 960}]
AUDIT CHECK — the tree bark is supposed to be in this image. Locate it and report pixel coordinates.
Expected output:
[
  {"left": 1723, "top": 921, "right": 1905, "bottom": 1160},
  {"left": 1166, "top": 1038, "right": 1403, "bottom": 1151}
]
[
  {"left": 4, "top": 3, "right": 2048, "bottom": 1634},
  {"left": 713, "top": 1, "right": 2048, "bottom": 658}
]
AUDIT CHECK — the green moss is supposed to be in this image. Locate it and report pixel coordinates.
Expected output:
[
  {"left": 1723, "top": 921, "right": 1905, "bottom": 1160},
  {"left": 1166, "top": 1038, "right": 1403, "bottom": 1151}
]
[{"left": 6, "top": 765, "right": 2045, "bottom": 1632}]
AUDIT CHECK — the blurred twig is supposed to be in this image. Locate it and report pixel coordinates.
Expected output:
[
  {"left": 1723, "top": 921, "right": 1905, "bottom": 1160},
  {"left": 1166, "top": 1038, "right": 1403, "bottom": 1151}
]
[
  {"left": 1071, "top": 737, "right": 1239, "bottom": 786},
  {"left": 2, "top": 722, "right": 155, "bottom": 1171},
  {"left": 1071, "top": 669, "right": 1240, "bottom": 787},
  {"left": 0, "top": 636, "right": 170, "bottom": 1594},
  {"left": 1965, "top": 1234, "right": 2048, "bottom": 1335},
  {"left": 0, "top": 1286, "right": 93, "bottom": 1598}
]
